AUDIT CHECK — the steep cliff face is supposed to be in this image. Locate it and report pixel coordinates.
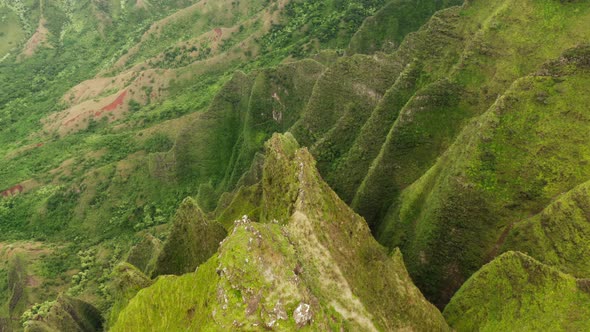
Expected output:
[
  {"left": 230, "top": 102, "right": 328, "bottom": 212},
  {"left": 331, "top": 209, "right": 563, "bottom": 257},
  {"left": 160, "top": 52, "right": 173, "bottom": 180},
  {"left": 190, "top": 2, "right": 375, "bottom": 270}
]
[
  {"left": 112, "top": 134, "right": 449, "bottom": 331},
  {"left": 3, "top": 0, "right": 440, "bottom": 326}
]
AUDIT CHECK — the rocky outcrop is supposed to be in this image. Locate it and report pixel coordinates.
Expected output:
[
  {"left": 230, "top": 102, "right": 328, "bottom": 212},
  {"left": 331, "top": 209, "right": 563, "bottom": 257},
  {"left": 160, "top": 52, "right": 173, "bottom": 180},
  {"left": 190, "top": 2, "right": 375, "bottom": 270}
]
[{"left": 112, "top": 134, "right": 449, "bottom": 331}]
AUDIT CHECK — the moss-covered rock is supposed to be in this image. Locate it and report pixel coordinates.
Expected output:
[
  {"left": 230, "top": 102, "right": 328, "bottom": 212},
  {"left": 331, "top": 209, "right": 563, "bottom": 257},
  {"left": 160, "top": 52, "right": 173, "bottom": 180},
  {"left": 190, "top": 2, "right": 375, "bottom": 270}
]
[
  {"left": 152, "top": 197, "right": 227, "bottom": 277},
  {"left": 444, "top": 251, "right": 590, "bottom": 331},
  {"left": 112, "top": 134, "right": 448, "bottom": 331}
]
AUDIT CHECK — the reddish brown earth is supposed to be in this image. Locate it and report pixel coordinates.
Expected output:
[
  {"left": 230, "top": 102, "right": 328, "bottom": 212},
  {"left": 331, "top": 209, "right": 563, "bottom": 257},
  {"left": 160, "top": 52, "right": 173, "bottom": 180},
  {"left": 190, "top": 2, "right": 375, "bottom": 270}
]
[
  {"left": 95, "top": 90, "right": 128, "bottom": 118},
  {"left": 102, "top": 90, "right": 128, "bottom": 111},
  {"left": 1, "top": 184, "right": 24, "bottom": 197},
  {"left": 22, "top": 18, "right": 50, "bottom": 58},
  {"left": 214, "top": 28, "right": 223, "bottom": 41}
]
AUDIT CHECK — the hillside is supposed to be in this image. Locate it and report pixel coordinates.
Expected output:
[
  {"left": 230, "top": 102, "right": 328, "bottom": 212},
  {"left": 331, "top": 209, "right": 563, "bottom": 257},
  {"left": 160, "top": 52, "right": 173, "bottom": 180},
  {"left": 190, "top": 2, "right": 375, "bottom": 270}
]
[
  {"left": 2, "top": 0, "right": 590, "bottom": 330},
  {"left": 444, "top": 251, "right": 590, "bottom": 331}
]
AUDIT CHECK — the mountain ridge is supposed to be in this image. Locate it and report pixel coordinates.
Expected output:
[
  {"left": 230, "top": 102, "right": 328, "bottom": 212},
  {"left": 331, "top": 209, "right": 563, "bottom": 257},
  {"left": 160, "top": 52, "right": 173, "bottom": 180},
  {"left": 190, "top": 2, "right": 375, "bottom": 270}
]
[{"left": 2, "top": 0, "right": 590, "bottom": 330}]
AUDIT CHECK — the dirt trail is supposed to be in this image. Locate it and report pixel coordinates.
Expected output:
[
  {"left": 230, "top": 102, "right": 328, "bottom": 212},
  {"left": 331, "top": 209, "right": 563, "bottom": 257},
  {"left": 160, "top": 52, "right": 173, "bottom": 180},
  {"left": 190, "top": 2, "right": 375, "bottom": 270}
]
[{"left": 21, "top": 17, "right": 49, "bottom": 57}]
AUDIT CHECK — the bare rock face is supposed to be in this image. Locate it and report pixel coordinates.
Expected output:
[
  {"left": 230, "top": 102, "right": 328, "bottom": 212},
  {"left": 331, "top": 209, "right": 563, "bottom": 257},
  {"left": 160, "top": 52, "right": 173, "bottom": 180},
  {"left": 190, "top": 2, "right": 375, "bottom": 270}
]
[{"left": 293, "top": 303, "right": 312, "bottom": 327}]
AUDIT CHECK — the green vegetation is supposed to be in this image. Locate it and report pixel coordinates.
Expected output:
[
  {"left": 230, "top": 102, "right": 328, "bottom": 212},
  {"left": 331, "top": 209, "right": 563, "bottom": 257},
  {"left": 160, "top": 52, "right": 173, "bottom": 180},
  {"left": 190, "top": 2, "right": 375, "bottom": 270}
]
[
  {"left": 125, "top": 234, "right": 162, "bottom": 276},
  {"left": 7, "top": 254, "right": 27, "bottom": 320},
  {"left": 444, "top": 251, "right": 590, "bottom": 331},
  {"left": 3, "top": 0, "right": 590, "bottom": 330},
  {"left": 22, "top": 294, "right": 104, "bottom": 332},
  {"left": 0, "top": 6, "right": 25, "bottom": 56},
  {"left": 348, "top": 0, "right": 462, "bottom": 54},
  {"left": 380, "top": 42, "right": 590, "bottom": 307},
  {"left": 151, "top": 197, "right": 226, "bottom": 277},
  {"left": 104, "top": 263, "right": 153, "bottom": 329},
  {"left": 502, "top": 179, "right": 590, "bottom": 278}
]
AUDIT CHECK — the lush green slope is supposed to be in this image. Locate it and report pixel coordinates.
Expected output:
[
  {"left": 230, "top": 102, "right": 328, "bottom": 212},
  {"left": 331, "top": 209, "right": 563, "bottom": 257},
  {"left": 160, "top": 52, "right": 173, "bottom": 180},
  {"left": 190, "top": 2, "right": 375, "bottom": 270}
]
[
  {"left": 444, "top": 251, "right": 590, "bottom": 331},
  {"left": 0, "top": 0, "right": 401, "bottom": 243},
  {"left": 502, "top": 178, "right": 590, "bottom": 278},
  {"left": 348, "top": 0, "right": 462, "bottom": 54},
  {"left": 5, "top": 0, "right": 590, "bottom": 330},
  {"left": 104, "top": 263, "right": 153, "bottom": 329},
  {"left": 112, "top": 133, "right": 449, "bottom": 331},
  {"left": 352, "top": 0, "right": 590, "bottom": 231},
  {"left": 381, "top": 42, "right": 590, "bottom": 307}
]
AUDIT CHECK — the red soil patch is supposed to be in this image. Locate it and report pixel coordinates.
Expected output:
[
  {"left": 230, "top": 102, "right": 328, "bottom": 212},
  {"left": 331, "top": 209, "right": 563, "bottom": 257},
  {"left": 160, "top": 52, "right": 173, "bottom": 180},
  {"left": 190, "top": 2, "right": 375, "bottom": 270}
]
[
  {"left": 93, "top": 90, "right": 128, "bottom": 118},
  {"left": 214, "top": 28, "right": 223, "bottom": 41},
  {"left": 101, "top": 90, "right": 128, "bottom": 112},
  {"left": 1, "top": 184, "right": 24, "bottom": 197}
]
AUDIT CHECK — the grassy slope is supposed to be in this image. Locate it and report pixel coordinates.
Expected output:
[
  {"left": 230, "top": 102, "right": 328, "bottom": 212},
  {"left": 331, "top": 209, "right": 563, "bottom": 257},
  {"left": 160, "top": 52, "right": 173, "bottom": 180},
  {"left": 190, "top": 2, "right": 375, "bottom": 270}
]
[
  {"left": 291, "top": 52, "right": 403, "bottom": 199},
  {"left": 502, "top": 179, "right": 590, "bottom": 278},
  {"left": 0, "top": 241, "right": 79, "bottom": 331},
  {"left": 23, "top": 294, "right": 104, "bottom": 332},
  {"left": 156, "top": 1, "right": 590, "bottom": 312},
  {"left": 104, "top": 263, "right": 153, "bottom": 329},
  {"left": 173, "top": 59, "right": 325, "bottom": 212},
  {"left": 444, "top": 251, "right": 590, "bottom": 331},
  {"left": 0, "top": 5, "right": 25, "bottom": 57},
  {"left": 112, "top": 133, "right": 449, "bottom": 331},
  {"left": 125, "top": 234, "right": 162, "bottom": 276},
  {"left": 288, "top": 2, "right": 469, "bottom": 222},
  {"left": 0, "top": 0, "right": 399, "bottom": 244},
  {"left": 11, "top": 0, "right": 590, "bottom": 328}
]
